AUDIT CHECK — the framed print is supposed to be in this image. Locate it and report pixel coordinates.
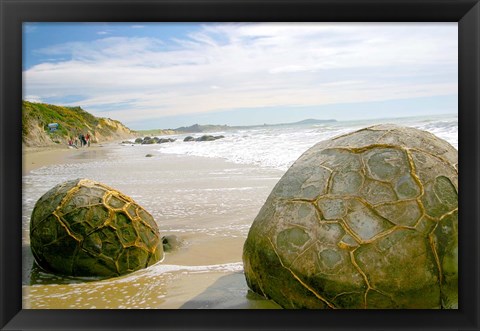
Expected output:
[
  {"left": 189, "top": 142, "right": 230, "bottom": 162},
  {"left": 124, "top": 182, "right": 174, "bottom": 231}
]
[{"left": 1, "top": 0, "right": 479, "bottom": 330}]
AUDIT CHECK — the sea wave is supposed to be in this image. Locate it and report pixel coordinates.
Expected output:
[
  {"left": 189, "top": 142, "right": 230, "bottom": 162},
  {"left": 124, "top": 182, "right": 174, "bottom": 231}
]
[{"left": 156, "top": 114, "right": 458, "bottom": 170}]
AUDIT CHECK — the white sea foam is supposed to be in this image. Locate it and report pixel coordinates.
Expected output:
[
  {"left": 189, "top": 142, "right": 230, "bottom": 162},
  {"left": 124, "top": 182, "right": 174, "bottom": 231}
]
[
  {"left": 157, "top": 114, "right": 458, "bottom": 171},
  {"left": 28, "top": 262, "right": 244, "bottom": 288},
  {"left": 125, "top": 262, "right": 244, "bottom": 280}
]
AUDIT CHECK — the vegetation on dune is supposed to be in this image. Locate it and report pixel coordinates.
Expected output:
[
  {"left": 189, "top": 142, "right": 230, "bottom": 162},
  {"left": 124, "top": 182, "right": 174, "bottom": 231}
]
[
  {"left": 22, "top": 100, "right": 133, "bottom": 146},
  {"left": 23, "top": 101, "right": 96, "bottom": 136}
]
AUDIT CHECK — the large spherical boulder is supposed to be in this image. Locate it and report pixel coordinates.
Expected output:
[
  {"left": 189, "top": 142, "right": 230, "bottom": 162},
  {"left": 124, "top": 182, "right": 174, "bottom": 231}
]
[
  {"left": 30, "top": 178, "right": 164, "bottom": 278},
  {"left": 243, "top": 124, "right": 458, "bottom": 309}
]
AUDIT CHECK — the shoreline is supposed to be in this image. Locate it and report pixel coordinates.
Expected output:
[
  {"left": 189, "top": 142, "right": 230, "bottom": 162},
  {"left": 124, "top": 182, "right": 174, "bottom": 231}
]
[
  {"left": 22, "top": 142, "right": 284, "bottom": 309},
  {"left": 23, "top": 143, "right": 112, "bottom": 175}
]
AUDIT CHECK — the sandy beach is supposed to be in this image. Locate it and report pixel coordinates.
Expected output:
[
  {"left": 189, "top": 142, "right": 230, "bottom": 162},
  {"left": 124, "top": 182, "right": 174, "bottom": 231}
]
[
  {"left": 22, "top": 141, "right": 283, "bottom": 309},
  {"left": 23, "top": 144, "right": 110, "bottom": 175}
]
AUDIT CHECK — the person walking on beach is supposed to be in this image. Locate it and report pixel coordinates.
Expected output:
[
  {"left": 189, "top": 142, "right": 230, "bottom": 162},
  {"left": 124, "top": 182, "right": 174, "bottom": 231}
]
[
  {"left": 79, "top": 134, "right": 86, "bottom": 147},
  {"left": 86, "top": 133, "right": 91, "bottom": 147},
  {"left": 68, "top": 137, "right": 78, "bottom": 149},
  {"left": 78, "top": 134, "right": 84, "bottom": 147}
]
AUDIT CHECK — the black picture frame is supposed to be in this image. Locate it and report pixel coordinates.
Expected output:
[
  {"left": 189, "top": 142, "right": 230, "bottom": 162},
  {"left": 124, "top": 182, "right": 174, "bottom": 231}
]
[{"left": 1, "top": 0, "right": 479, "bottom": 330}]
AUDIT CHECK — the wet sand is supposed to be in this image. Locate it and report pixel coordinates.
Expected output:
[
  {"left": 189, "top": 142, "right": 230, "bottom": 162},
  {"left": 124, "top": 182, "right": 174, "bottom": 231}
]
[
  {"left": 22, "top": 142, "right": 283, "bottom": 309},
  {"left": 23, "top": 144, "right": 109, "bottom": 175}
]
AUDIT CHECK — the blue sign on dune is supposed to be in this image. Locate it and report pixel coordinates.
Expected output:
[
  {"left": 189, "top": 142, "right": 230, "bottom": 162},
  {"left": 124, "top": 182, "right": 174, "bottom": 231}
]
[{"left": 48, "top": 123, "right": 59, "bottom": 132}]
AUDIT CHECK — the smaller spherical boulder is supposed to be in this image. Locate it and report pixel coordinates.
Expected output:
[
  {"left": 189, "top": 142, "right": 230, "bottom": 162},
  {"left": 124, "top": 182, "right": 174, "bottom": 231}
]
[
  {"left": 142, "top": 138, "right": 155, "bottom": 145},
  {"left": 162, "top": 235, "right": 184, "bottom": 252},
  {"left": 30, "top": 178, "right": 164, "bottom": 278},
  {"left": 196, "top": 135, "right": 218, "bottom": 141}
]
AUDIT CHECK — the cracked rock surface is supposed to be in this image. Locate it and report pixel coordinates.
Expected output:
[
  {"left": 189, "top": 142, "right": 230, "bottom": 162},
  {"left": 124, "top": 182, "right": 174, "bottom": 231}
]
[
  {"left": 243, "top": 124, "right": 458, "bottom": 309},
  {"left": 30, "top": 178, "right": 164, "bottom": 278}
]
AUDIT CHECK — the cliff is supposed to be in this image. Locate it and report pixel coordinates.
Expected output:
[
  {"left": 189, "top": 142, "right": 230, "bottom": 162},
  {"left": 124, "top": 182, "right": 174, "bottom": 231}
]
[{"left": 22, "top": 101, "right": 134, "bottom": 147}]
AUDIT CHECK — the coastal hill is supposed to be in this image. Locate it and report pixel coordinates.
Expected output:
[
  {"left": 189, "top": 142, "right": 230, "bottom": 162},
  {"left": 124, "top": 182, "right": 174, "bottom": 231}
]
[
  {"left": 174, "top": 123, "right": 230, "bottom": 133},
  {"left": 22, "top": 101, "right": 134, "bottom": 147},
  {"left": 174, "top": 119, "right": 336, "bottom": 133}
]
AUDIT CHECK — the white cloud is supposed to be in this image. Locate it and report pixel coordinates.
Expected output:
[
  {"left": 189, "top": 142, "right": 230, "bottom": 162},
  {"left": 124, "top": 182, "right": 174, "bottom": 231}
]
[{"left": 23, "top": 23, "right": 458, "bottom": 126}]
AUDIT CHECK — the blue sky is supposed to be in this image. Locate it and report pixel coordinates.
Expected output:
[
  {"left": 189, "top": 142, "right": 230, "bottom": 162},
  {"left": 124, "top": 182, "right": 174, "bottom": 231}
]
[{"left": 23, "top": 23, "right": 458, "bottom": 130}]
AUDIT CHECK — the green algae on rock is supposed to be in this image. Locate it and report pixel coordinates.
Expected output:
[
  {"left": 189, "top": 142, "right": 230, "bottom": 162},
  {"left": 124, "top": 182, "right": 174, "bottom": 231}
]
[
  {"left": 243, "top": 124, "right": 458, "bottom": 309},
  {"left": 30, "top": 178, "right": 164, "bottom": 278}
]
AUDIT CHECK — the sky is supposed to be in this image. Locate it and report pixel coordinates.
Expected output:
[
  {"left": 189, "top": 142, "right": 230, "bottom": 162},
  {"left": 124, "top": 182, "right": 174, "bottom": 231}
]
[{"left": 23, "top": 23, "right": 458, "bottom": 130}]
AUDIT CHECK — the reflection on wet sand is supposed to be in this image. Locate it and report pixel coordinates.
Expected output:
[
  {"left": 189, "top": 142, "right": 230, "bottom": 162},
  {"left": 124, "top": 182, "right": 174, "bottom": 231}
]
[{"left": 179, "top": 273, "right": 281, "bottom": 309}]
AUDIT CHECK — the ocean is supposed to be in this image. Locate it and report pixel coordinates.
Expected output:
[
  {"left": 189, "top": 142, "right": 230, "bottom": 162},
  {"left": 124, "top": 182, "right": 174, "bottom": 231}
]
[
  {"left": 153, "top": 113, "right": 458, "bottom": 171},
  {"left": 22, "top": 113, "right": 458, "bottom": 308}
]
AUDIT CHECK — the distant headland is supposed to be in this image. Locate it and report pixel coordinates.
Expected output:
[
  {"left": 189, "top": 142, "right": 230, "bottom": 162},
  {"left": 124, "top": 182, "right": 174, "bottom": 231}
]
[{"left": 139, "top": 118, "right": 337, "bottom": 135}]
